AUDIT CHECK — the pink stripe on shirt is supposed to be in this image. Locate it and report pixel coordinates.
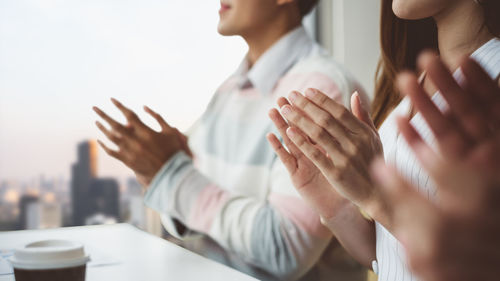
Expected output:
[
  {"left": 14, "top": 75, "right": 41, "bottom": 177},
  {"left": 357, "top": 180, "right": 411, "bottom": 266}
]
[
  {"left": 269, "top": 193, "right": 331, "bottom": 239},
  {"left": 188, "top": 185, "right": 230, "bottom": 233},
  {"left": 274, "top": 72, "right": 342, "bottom": 102}
]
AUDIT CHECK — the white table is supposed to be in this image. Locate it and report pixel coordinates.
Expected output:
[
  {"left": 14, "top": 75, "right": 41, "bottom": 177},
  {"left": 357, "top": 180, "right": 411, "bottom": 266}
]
[{"left": 0, "top": 224, "right": 257, "bottom": 281}]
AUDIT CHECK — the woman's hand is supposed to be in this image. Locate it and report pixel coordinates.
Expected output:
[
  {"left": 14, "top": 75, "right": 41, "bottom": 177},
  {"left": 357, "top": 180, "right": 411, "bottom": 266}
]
[
  {"left": 278, "top": 88, "right": 384, "bottom": 216},
  {"left": 371, "top": 53, "right": 500, "bottom": 281},
  {"left": 267, "top": 97, "right": 349, "bottom": 219},
  {"left": 269, "top": 95, "right": 378, "bottom": 267},
  {"left": 93, "top": 98, "right": 190, "bottom": 187}
]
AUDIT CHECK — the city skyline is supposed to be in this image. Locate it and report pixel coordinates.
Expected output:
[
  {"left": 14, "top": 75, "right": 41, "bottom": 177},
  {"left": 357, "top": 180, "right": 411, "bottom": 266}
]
[
  {"left": 0, "top": 0, "right": 247, "bottom": 181},
  {"left": 0, "top": 138, "right": 144, "bottom": 231}
]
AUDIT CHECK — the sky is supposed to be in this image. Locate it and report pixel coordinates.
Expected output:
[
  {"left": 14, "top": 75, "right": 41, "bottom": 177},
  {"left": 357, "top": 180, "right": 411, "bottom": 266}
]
[{"left": 0, "top": 0, "right": 247, "bottom": 181}]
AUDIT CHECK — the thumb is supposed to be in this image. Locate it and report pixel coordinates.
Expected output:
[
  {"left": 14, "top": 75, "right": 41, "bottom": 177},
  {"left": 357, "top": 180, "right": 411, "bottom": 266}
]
[
  {"left": 174, "top": 128, "right": 193, "bottom": 157},
  {"left": 351, "top": 92, "right": 376, "bottom": 130}
]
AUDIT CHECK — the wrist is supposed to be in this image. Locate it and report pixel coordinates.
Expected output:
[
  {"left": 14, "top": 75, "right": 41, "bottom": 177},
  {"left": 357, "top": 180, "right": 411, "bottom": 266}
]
[
  {"left": 360, "top": 190, "right": 391, "bottom": 227},
  {"left": 146, "top": 151, "right": 190, "bottom": 189},
  {"left": 163, "top": 146, "right": 183, "bottom": 165},
  {"left": 320, "top": 201, "right": 359, "bottom": 228},
  {"left": 315, "top": 194, "right": 351, "bottom": 221}
]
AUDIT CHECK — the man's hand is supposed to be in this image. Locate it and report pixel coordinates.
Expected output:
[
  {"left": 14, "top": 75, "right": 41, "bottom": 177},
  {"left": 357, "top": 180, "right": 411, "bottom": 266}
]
[{"left": 93, "top": 98, "right": 189, "bottom": 187}]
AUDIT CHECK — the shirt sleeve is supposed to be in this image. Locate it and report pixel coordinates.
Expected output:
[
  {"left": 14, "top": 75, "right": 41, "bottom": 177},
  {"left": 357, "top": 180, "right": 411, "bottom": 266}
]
[{"left": 143, "top": 151, "right": 333, "bottom": 280}]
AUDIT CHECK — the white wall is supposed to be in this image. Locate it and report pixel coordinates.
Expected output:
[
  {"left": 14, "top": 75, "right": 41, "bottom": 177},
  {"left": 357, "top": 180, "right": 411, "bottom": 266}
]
[{"left": 318, "top": 0, "right": 381, "bottom": 98}]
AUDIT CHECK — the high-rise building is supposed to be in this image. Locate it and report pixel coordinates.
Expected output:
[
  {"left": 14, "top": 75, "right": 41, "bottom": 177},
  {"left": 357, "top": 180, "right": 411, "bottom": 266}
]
[
  {"left": 88, "top": 178, "right": 120, "bottom": 221},
  {"left": 127, "top": 177, "right": 142, "bottom": 197},
  {"left": 40, "top": 202, "right": 62, "bottom": 229},
  {"left": 127, "top": 177, "right": 145, "bottom": 228},
  {"left": 18, "top": 194, "right": 39, "bottom": 230},
  {"left": 18, "top": 194, "right": 63, "bottom": 230},
  {"left": 129, "top": 195, "right": 145, "bottom": 228},
  {"left": 71, "top": 140, "right": 98, "bottom": 225}
]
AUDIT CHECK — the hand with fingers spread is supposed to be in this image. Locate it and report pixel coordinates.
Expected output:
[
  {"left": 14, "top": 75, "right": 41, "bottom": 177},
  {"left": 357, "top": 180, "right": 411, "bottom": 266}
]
[
  {"left": 267, "top": 97, "right": 349, "bottom": 220},
  {"left": 277, "top": 88, "right": 384, "bottom": 213},
  {"left": 93, "top": 98, "right": 190, "bottom": 187},
  {"left": 371, "top": 53, "right": 500, "bottom": 281}
]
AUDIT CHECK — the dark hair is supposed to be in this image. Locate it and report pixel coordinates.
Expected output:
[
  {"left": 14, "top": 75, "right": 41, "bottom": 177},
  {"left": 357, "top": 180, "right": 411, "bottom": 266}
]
[
  {"left": 297, "top": 0, "right": 318, "bottom": 16},
  {"left": 372, "top": 0, "right": 500, "bottom": 128}
]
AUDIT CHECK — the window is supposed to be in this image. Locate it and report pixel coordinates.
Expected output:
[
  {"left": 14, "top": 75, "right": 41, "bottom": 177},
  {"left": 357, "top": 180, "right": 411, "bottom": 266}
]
[{"left": 0, "top": 0, "right": 246, "bottom": 231}]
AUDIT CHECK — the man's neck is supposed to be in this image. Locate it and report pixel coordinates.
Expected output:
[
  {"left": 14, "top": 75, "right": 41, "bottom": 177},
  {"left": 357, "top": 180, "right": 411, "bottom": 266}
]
[
  {"left": 243, "top": 20, "right": 301, "bottom": 68},
  {"left": 434, "top": 1, "right": 494, "bottom": 71}
]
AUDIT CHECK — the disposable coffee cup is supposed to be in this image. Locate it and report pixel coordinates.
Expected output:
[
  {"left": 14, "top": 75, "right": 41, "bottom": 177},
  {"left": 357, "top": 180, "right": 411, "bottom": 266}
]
[{"left": 8, "top": 240, "right": 90, "bottom": 281}]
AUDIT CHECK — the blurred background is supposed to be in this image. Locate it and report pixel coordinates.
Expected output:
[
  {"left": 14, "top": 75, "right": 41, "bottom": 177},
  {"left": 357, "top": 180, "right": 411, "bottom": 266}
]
[{"left": 0, "top": 0, "right": 380, "bottom": 236}]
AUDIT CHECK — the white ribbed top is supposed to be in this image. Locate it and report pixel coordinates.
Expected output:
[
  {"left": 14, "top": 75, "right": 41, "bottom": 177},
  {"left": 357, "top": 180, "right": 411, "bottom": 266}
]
[{"left": 373, "top": 38, "right": 500, "bottom": 281}]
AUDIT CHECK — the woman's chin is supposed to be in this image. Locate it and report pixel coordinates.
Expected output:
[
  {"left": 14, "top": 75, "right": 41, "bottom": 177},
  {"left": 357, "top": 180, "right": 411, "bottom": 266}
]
[{"left": 392, "top": 1, "right": 439, "bottom": 20}]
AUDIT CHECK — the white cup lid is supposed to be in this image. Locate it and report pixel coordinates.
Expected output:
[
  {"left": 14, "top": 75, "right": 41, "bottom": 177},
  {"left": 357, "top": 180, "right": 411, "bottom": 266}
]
[{"left": 9, "top": 240, "right": 90, "bottom": 270}]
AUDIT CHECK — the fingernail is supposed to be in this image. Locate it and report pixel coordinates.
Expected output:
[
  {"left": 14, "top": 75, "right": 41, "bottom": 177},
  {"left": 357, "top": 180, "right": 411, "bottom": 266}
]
[
  {"left": 288, "top": 91, "right": 299, "bottom": 101},
  {"left": 280, "top": 105, "right": 292, "bottom": 115},
  {"left": 305, "top": 88, "right": 317, "bottom": 98},
  {"left": 286, "top": 127, "right": 296, "bottom": 137}
]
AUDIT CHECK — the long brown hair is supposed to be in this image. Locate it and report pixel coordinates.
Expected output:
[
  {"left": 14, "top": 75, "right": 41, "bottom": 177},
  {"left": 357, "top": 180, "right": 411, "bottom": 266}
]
[{"left": 373, "top": 0, "right": 500, "bottom": 128}]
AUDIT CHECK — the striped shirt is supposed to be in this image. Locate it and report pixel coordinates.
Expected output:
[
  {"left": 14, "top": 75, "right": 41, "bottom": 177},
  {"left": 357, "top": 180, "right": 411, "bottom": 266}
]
[
  {"left": 374, "top": 38, "right": 500, "bottom": 281},
  {"left": 143, "top": 26, "right": 366, "bottom": 280}
]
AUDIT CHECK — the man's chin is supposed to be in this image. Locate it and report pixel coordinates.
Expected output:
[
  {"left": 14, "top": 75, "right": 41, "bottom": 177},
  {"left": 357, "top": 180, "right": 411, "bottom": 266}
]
[{"left": 217, "top": 23, "right": 238, "bottom": 36}]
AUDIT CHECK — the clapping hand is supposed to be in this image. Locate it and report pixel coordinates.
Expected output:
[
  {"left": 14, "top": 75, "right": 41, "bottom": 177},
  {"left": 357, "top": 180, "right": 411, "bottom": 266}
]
[
  {"left": 371, "top": 52, "right": 500, "bottom": 281},
  {"left": 267, "top": 96, "right": 349, "bottom": 219},
  {"left": 276, "top": 88, "right": 384, "bottom": 215},
  {"left": 93, "top": 99, "right": 191, "bottom": 187}
]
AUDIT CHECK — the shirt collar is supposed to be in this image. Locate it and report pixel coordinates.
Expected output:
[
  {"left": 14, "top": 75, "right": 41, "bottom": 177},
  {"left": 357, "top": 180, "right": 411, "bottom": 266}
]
[{"left": 235, "top": 25, "right": 315, "bottom": 95}]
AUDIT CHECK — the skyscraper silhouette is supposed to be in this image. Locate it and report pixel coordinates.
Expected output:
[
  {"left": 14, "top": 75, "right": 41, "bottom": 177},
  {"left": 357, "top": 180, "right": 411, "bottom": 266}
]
[
  {"left": 71, "top": 140, "right": 98, "bottom": 225},
  {"left": 18, "top": 194, "right": 39, "bottom": 230},
  {"left": 88, "top": 178, "right": 120, "bottom": 221}
]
